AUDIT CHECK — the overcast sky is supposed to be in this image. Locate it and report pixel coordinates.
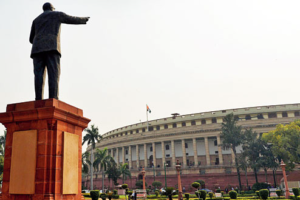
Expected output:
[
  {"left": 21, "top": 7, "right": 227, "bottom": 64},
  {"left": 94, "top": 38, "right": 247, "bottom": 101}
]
[{"left": 1, "top": 0, "right": 300, "bottom": 151}]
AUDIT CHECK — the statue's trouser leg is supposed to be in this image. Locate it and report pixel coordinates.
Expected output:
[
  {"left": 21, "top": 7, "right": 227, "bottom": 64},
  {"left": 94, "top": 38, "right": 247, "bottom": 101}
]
[
  {"left": 46, "top": 52, "right": 61, "bottom": 100},
  {"left": 33, "top": 55, "right": 46, "bottom": 100}
]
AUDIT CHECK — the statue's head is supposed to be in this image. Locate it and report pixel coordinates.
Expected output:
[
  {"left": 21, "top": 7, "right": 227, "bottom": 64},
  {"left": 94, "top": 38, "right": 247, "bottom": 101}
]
[{"left": 43, "top": 2, "right": 55, "bottom": 11}]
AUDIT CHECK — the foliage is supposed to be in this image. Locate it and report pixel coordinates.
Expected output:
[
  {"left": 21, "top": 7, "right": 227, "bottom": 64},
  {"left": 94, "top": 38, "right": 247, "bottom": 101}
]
[
  {"left": 229, "top": 190, "right": 237, "bottom": 199},
  {"left": 119, "top": 163, "right": 131, "bottom": 183},
  {"left": 155, "top": 190, "right": 159, "bottom": 197},
  {"left": 0, "top": 130, "right": 6, "bottom": 156},
  {"left": 292, "top": 188, "right": 300, "bottom": 197},
  {"left": 147, "top": 189, "right": 150, "bottom": 195},
  {"left": 185, "top": 193, "right": 190, "bottom": 200},
  {"left": 113, "top": 190, "right": 118, "bottom": 195},
  {"left": 192, "top": 182, "right": 201, "bottom": 189},
  {"left": 216, "top": 189, "right": 221, "bottom": 193},
  {"left": 262, "top": 120, "right": 300, "bottom": 170},
  {"left": 152, "top": 181, "right": 162, "bottom": 188},
  {"left": 136, "top": 180, "right": 147, "bottom": 189},
  {"left": 122, "top": 184, "right": 128, "bottom": 189},
  {"left": 111, "top": 194, "right": 119, "bottom": 199},
  {"left": 127, "top": 190, "right": 133, "bottom": 196},
  {"left": 259, "top": 189, "right": 269, "bottom": 200},
  {"left": 90, "top": 190, "right": 100, "bottom": 200},
  {"left": 195, "top": 180, "right": 206, "bottom": 187},
  {"left": 82, "top": 151, "right": 91, "bottom": 174},
  {"left": 106, "top": 164, "right": 121, "bottom": 186},
  {"left": 208, "top": 192, "right": 214, "bottom": 199},
  {"left": 220, "top": 113, "right": 243, "bottom": 190},
  {"left": 252, "top": 183, "right": 269, "bottom": 191},
  {"left": 82, "top": 193, "right": 90, "bottom": 197},
  {"left": 100, "top": 193, "right": 107, "bottom": 200},
  {"left": 255, "top": 191, "right": 260, "bottom": 197},
  {"left": 199, "top": 190, "right": 207, "bottom": 200},
  {"left": 166, "top": 187, "right": 175, "bottom": 200},
  {"left": 276, "top": 190, "right": 283, "bottom": 197}
]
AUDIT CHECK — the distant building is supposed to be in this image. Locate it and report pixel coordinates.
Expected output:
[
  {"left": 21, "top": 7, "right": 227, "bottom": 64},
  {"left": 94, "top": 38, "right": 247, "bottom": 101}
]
[{"left": 83, "top": 104, "right": 300, "bottom": 190}]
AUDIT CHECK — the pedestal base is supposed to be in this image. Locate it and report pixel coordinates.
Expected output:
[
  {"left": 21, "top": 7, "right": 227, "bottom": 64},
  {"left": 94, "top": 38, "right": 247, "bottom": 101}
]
[{"left": 0, "top": 99, "right": 90, "bottom": 200}]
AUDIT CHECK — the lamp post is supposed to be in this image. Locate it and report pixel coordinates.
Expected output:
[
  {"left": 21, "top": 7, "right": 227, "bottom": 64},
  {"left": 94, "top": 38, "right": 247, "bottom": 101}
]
[
  {"left": 141, "top": 167, "right": 146, "bottom": 191},
  {"left": 280, "top": 160, "right": 290, "bottom": 199},
  {"left": 164, "top": 162, "right": 168, "bottom": 188},
  {"left": 176, "top": 160, "right": 182, "bottom": 200}
]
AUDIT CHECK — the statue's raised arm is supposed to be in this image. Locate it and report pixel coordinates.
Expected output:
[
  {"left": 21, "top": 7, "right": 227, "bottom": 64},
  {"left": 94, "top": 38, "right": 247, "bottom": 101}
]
[{"left": 29, "top": 2, "right": 90, "bottom": 100}]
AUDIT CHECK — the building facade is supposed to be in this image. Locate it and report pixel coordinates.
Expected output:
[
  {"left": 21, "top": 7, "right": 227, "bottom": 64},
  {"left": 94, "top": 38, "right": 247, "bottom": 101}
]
[{"left": 83, "top": 104, "right": 300, "bottom": 190}]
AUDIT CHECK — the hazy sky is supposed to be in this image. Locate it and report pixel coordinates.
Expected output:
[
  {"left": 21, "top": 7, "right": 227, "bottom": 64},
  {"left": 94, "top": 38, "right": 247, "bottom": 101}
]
[{"left": 1, "top": 1, "right": 300, "bottom": 150}]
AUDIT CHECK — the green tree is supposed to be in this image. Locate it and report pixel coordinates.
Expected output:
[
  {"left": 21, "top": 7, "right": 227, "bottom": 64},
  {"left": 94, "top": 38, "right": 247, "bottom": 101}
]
[
  {"left": 194, "top": 180, "right": 205, "bottom": 189},
  {"left": 94, "top": 147, "right": 116, "bottom": 191},
  {"left": 220, "top": 113, "right": 243, "bottom": 191},
  {"left": 262, "top": 120, "right": 300, "bottom": 170},
  {"left": 152, "top": 181, "right": 162, "bottom": 189},
  {"left": 237, "top": 154, "right": 250, "bottom": 189},
  {"left": 106, "top": 163, "right": 121, "bottom": 187},
  {"left": 82, "top": 124, "right": 102, "bottom": 190},
  {"left": 118, "top": 163, "right": 131, "bottom": 183},
  {"left": 82, "top": 151, "right": 91, "bottom": 174}
]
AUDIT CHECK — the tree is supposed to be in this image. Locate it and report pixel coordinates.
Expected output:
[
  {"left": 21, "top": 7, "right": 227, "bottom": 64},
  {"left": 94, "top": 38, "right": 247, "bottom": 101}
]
[
  {"left": 82, "top": 124, "right": 102, "bottom": 190},
  {"left": 194, "top": 180, "right": 205, "bottom": 189},
  {"left": 262, "top": 120, "right": 300, "bottom": 171},
  {"left": 0, "top": 130, "right": 6, "bottom": 156},
  {"left": 237, "top": 154, "right": 249, "bottom": 189},
  {"left": 118, "top": 163, "right": 131, "bottom": 183},
  {"left": 220, "top": 113, "right": 243, "bottom": 191},
  {"left": 191, "top": 182, "right": 200, "bottom": 198},
  {"left": 82, "top": 151, "right": 91, "bottom": 174},
  {"left": 94, "top": 147, "right": 116, "bottom": 191},
  {"left": 152, "top": 181, "right": 162, "bottom": 189},
  {"left": 106, "top": 163, "right": 121, "bottom": 187}
]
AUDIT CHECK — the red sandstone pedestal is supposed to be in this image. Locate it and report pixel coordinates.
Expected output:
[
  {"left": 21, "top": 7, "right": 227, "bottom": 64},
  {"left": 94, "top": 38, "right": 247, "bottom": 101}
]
[{"left": 0, "top": 99, "right": 90, "bottom": 200}]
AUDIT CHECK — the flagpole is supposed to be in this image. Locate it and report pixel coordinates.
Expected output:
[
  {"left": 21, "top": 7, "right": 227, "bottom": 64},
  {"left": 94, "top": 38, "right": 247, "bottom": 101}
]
[{"left": 146, "top": 105, "right": 149, "bottom": 131}]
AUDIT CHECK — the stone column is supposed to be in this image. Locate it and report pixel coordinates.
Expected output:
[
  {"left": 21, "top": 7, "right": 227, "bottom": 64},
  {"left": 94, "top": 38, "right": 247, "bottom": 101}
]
[
  {"left": 192, "top": 138, "right": 198, "bottom": 166},
  {"left": 181, "top": 140, "right": 187, "bottom": 167},
  {"left": 161, "top": 141, "right": 165, "bottom": 166},
  {"left": 204, "top": 137, "right": 210, "bottom": 166},
  {"left": 152, "top": 142, "right": 156, "bottom": 167},
  {"left": 122, "top": 146, "right": 125, "bottom": 164},
  {"left": 144, "top": 144, "right": 147, "bottom": 168},
  {"left": 129, "top": 145, "right": 132, "bottom": 169},
  {"left": 136, "top": 144, "right": 140, "bottom": 168},
  {"left": 217, "top": 135, "right": 223, "bottom": 165},
  {"left": 116, "top": 148, "right": 119, "bottom": 165},
  {"left": 231, "top": 148, "right": 235, "bottom": 164},
  {"left": 171, "top": 140, "right": 176, "bottom": 167}
]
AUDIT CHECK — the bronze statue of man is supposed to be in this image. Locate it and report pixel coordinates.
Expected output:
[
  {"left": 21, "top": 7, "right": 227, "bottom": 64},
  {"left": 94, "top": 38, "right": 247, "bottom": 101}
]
[{"left": 30, "top": 2, "right": 89, "bottom": 100}]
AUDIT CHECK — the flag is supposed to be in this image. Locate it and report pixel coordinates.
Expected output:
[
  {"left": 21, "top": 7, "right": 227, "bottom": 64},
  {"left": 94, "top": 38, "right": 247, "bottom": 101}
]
[{"left": 146, "top": 105, "right": 151, "bottom": 113}]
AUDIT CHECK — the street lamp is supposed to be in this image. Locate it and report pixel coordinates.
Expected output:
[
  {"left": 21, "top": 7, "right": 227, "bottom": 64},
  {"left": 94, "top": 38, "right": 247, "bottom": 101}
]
[
  {"left": 164, "top": 162, "right": 168, "bottom": 188},
  {"left": 280, "top": 160, "right": 290, "bottom": 199},
  {"left": 176, "top": 160, "right": 182, "bottom": 200}
]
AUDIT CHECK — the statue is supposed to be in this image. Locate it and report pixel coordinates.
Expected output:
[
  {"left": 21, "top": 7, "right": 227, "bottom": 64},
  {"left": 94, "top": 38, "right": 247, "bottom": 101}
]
[{"left": 29, "top": 2, "right": 90, "bottom": 100}]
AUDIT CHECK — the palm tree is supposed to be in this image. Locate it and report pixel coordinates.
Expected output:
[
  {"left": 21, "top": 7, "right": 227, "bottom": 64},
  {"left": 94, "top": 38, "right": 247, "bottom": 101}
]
[
  {"left": 0, "top": 130, "right": 7, "bottom": 156},
  {"left": 220, "top": 113, "right": 244, "bottom": 191},
  {"left": 238, "top": 154, "right": 250, "bottom": 189},
  {"left": 82, "top": 124, "right": 102, "bottom": 190},
  {"left": 82, "top": 151, "right": 91, "bottom": 174},
  {"left": 118, "top": 163, "right": 131, "bottom": 183},
  {"left": 93, "top": 148, "right": 116, "bottom": 191}
]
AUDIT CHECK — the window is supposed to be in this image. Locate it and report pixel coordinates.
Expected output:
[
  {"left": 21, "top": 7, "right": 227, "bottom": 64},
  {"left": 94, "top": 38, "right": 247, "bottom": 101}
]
[
  {"left": 214, "top": 140, "right": 217, "bottom": 146},
  {"left": 268, "top": 113, "right": 277, "bottom": 118},
  {"left": 282, "top": 112, "right": 288, "bottom": 117},
  {"left": 257, "top": 114, "right": 264, "bottom": 119},
  {"left": 191, "top": 120, "right": 196, "bottom": 126},
  {"left": 295, "top": 111, "right": 300, "bottom": 116},
  {"left": 125, "top": 132, "right": 127, "bottom": 135},
  {"left": 142, "top": 128, "right": 145, "bottom": 132},
  {"left": 167, "top": 160, "right": 171, "bottom": 167},
  {"left": 125, "top": 150, "right": 128, "bottom": 155},
  {"left": 201, "top": 119, "right": 206, "bottom": 124},
  {"left": 136, "top": 129, "right": 139, "bottom": 133},
  {"left": 215, "top": 151, "right": 218, "bottom": 154},
  {"left": 166, "top": 145, "right": 170, "bottom": 150},
  {"left": 149, "top": 126, "right": 153, "bottom": 131},
  {"left": 245, "top": 115, "right": 251, "bottom": 120},
  {"left": 156, "top": 125, "right": 160, "bottom": 130},
  {"left": 166, "top": 154, "right": 170, "bottom": 157},
  {"left": 212, "top": 118, "right": 217, "bottom": 123},
  {"left": 186, "top": 153, "right": 189, "bottom": 156},
  {"left": 215, "top": 158, "right": 219, "bottom": 165},
  {"left": 150, "top": 146, "right": 153, "bottom": 152},
  {"left": 185, "top": 143, "right": 188, "bottom": 148},
  {"left": 172, "top": 123, "right": 177, "bottom": 128},
  {"left": 222, "top": 110, "right": 226, "bottom": 113},
  {"left": 130, "top": 131, "right": 133, "bottom": 134},
  {"left": 164, "top": 124, "right": 168, "bottom": 129},
  {"left": 182, "top": 122, "right": 186, "bottom": 127}
]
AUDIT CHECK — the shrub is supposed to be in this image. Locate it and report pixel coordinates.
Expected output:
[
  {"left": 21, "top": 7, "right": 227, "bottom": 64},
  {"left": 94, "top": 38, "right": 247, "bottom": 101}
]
[
  {"left": 200, "top": 190, "right": 207, "bottom": 200},
  {"left": 152, "top": 181, "right": 163, "bottom": 188},
  {"left": 166, "top": 187, "right": 175, "bottom": 200},
  {"left": 107, "top": 192, "right": 113, "bottom": 200},
  {"left": 192, "top": 182, "right": 201, "bottom": 190},
  {"left": 229, "top": 190, "right": 237, "bottom": 199},
  {"left": 136, "top": 180, "right": 147, "bottom": 189},
  {"left": 185, "top": 193, "right": 190, "bottom": 200},
  {"left": 276, "top": 190, "right": 283, "bottom": 197},
  {"left": 208, "top": 192, "right": 214, "bottom": 199},
  {"left": 155, "top": 191, "right": 159, "bottom": 197},
  {"left": 82, "top": 193, "right": 90, "bottom": 198},
  {"left": 113, "top": 190, "right": 117, "bottom": 195},
  {"left": 195, "top": 180, "right": 206, "bottom": 188},
  {"left": 100, "top": 193, "right": 107, "bottom": 200},
  {"left": 111, "top": 194, "right": 119, "bottom": 199},
  {"left": 216, "top": 189, "right": 221, "bottom": 193},
  {"left": 259, "top": 189, "right": 269, "bottom": 200},
  {"left": 127, "top": 190, "right": 133, "bottom": 196},
  {"left": 292, "top": 188, "right": 300, "bottom": 197},
  {"left": 146, "top": 189, "right": 150, "bottom": 195},
  {"left": 90, "top": 190, "right": 100, "bottom": 200},
  {"left": 255, "top": 191, "right": 260, "bottom": 197},
  {"left": 241, "top": 191, "right": 244, "bottom": 195},
  {"left": 252, "top": 183, "right": 269, "bottom": 191},
  {"left": 122, "top": 184, "right": 128, "bottom": 189}
]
